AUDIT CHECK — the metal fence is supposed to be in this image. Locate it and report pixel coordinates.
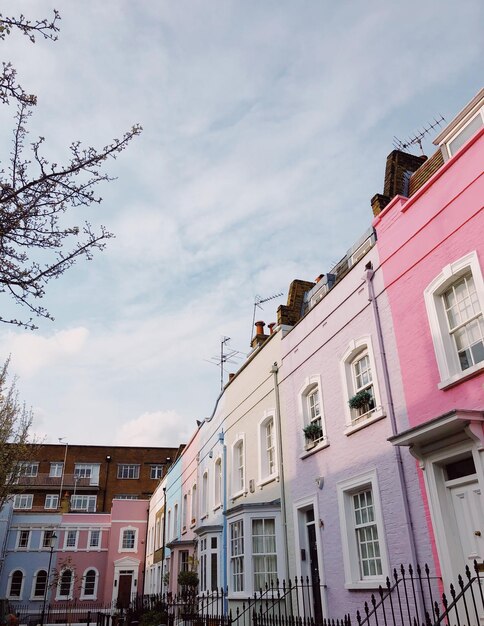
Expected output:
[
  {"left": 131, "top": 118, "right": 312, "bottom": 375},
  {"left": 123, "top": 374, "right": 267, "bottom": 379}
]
[{"left": 9, "top": 561, "right": 483, "bottom": 626}]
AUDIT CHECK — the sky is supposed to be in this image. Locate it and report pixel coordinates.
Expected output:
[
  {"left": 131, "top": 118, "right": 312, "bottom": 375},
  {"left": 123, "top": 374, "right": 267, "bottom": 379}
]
[{"left": 0, "top": 1, "right": 482, "bottom": 447}]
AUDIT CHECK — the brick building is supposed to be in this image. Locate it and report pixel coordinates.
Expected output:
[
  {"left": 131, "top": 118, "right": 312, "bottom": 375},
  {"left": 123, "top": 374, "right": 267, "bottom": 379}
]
[{"left": 12, "top": 443, "right": 182, "bottom": 514}]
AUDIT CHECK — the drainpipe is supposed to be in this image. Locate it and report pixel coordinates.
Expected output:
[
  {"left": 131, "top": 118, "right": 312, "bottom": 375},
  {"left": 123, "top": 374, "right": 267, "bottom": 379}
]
[
  {"left": 270, "top": 363, "right": 290, "bottom": 582},
  {"left": 161, "top": 487, "right": 167, "bottom": 592},
  {"left": 219, "top": 431, "right": 228, "bottom": 614},
  {"left": 365, "top": 268, "right": 419, "bottom": 567}
]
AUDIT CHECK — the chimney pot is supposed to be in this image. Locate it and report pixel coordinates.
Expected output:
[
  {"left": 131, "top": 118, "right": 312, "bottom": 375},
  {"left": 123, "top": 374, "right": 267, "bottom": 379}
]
[
  {"left": 315, "top": 274, "right": 324, "bottom": 283},
  {"left": 255, "top": 320, "right": 265, "bottom": 335},
  {"left": 268, "top": 322, "right": 276, "bottom": 335},
  {"left": 229, "top": 373, "right": 235, "bottom": 381}
]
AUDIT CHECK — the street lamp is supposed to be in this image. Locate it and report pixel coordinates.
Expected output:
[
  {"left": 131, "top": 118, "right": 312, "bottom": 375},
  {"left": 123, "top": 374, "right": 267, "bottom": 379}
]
[{"left": 40, "top": 532, "right": 57, "bottom": 626}]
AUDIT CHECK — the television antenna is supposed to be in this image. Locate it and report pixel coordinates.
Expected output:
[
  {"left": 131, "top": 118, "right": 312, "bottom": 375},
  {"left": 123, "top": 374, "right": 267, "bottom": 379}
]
[
  {"left": 250, "top": 292, "right": 284, "bottom": 346},
  {"left": 393, "top": 115, "right": 445, "bottom": 155},
  {"left": 205, "top": 336, "right": 245, "bottom": 390}
]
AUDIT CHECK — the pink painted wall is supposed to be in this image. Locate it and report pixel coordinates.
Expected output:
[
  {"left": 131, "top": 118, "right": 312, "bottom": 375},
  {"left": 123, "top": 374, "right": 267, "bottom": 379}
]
[
  {"left": 374, "top": 128, "right": 484, "bottom": 425},
  {"left": 56, "top": 513, "right": 110, "bottom": 604},
  {"left": 103, "top": 499, "right": 149, "bottom": 603}
]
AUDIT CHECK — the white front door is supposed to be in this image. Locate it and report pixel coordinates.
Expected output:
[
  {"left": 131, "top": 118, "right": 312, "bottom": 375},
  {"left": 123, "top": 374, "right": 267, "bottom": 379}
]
[{"left": 449, "top": 479, "right": 484, "bottom": 567}]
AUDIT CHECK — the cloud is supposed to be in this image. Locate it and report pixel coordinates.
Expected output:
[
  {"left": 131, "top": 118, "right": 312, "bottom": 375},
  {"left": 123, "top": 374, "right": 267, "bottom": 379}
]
[
  {"left": 2, "top": 328, "right": 89, "bottom": 377},
  {"left": 114, "top": 410, "right": 194, "bottom": 447}
]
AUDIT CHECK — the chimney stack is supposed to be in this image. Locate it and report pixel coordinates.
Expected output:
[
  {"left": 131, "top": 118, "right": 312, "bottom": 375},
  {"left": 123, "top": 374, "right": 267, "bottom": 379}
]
[{"left": 371, "top": 150, "right": 427, "bottom": 216}]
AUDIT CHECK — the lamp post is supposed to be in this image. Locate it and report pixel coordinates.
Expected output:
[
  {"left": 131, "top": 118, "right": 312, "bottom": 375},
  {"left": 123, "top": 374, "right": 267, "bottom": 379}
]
[{"left": 40, "top": 532, "right": 57, "bottom": 626}]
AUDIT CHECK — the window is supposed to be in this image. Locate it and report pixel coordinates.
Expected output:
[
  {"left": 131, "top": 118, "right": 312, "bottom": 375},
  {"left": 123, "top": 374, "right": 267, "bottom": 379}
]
[
  {"left": 191, "top": 485, "right": 197, "bottom": 524},
  {"left": 33, "top": 570, "right": 47, "bottom": 599},
  {"left": 81, "top": 569, "right": 98, "bottom": 599},
  {"left": 230, "top": 520, "right": 244, "bottom": 592},
  {"left": 150, "top": 465, "right": 164, "bottom": 479},
  {"left": 259, "top": 414, "right": 278, "bottom": 483},
  {"left": 8, "top": 570, "right": 23, "bottom": 598},
  {"left": 232, "top": 438, "right": 245, "bottom": 497},
  {"left": 70, "top": 495, "right": 97, "bottom": 512},
  {"left": 341, "top": 338, "right": 383, "bottom": 432},
  {"left": 74, "top": 463, "right": 100, "bottom": 486},
  {"left": 65, "top": 529, "right": 78, "bottom": 549},
  {"left": 49, "top": 462, "right": 63, "bottom": 478},
  {"left": 200, "top": 536, "right": 219, "bottom": 592},
  {"left": 17, "top": 529, "right": 30, "bottom": 549},
  {"left": 173, "top": 503, "right": 179, "bottom": 538},
  {"left": 13, "top": 494, "right": 33, "bottom": 510},
  {"left": 45, "top": 494, "right": 59, "bottom": 510},
  {"left": 114, "top": 494, "right": 139, "bottom": 500},
  {"left": 179, "top": 550, "right": 189, "bottom": 573},
  {"left": 117, "top": 464, "right": 140, "bottom": 479},
  {"left": 42, "top": 530, "right": 56, "bottom": 549},
  {"left": 17, "top": 462, "right": 38, "bottom": 477},
  {"left": 201, "top": 471, "right": 209, "bottom": 518},
  {"left": 337, "top": 470, "right": 388, "bottom": 588},
  {"left": 214, "top": 458, "right": 222, "bottom": 508},
  {"left": 299, "top": 377, "right": 326, "bottom": 450},
  {"left": 252, "top": 519, "right": 277, "bottom": 590},
  {"left": 89, "top": 529, "right": 101, "bottom": 548},
  {"left": 57, "top": 569, "right": 74, "bottom": 599},
  {"left": 182, "top": 494, "right": 188, "bottom": 531},
  {"left": 424, "top": 252, "right": 484, "bottom": 388},
  {"left": 121, "top": 528, "right": 137, "bottom": 551}
]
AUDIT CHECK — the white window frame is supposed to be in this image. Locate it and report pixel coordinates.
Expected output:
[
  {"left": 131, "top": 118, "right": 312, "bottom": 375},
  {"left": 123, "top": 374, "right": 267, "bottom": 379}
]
[
  {"left": 49, "top": 462, "right": 63, "bottom": 478},
  {"left": 191, "top": 485, "right": 197, "bottom": 525},
  {"left": 173, "top": 503, "right": 179, "bottom": 538},
  {"left": 45, "top": 494, "right": 59, "bottom": 510},
  {"left": 17, "top": 462, "right": 39, "bottom": 477},
  {"left": 56, "top": 568, "right": 74, "bottom": 600},
  {"left": 228, "top": 512, "right": 282, "bottom": 598},
  {"left": 7, "top": 569, "right": 25, "bottom": 600},
  {"left": 64, "top": 529, "right": 78, "bottom": 550},
  {"left": 299, "top": 376, "right": 328, "bottom": 454},
  {"left": 257, "top": 411, "right": 278, "bottom": 486},
  {"left": 70, "top": 494, "right": 97, "bottom": 512},
  {"left": 41, "top": 529, "right": 57, "bottom": 550},
  {"left": 16, "top": 529, "right": 30, "bottom": 550},
  {"left": 117, "top": 464, "right": 140, "bottom": 479},
  {"left": 424, "top": 251, "right": 484, "bottom": 389},
  {"left": 199, "top": 534, "right": 220, "bottom": 593},
  {"left": 214, "top": 457, "right": 222, "bottom": 510},
  {"left": 80, "top": 567, "right": 99, "bottom": 599},
  {"left": 74, "top": 463, "right": 100, "bottom": 486},
  {"left": 341, "top": 337, "right": 384, "bottom": 435},
  {"left": 231, "top": 435, "right": 246, "bottom": 499},
  {"left": 182, "top": 493, "right": 188, "bottom": 532},
  {"left": 150, "top": 465, "right": 164, "bottom": 480},
  {"left": 443, "top": 106, "right": 484, "bottom": 159},
  {"left": 119, "top": 526, "right": 138, "bottom": 552},
  {"left": 201, "top": 471, "right": 209, "bottom": 518},
  {"left": 88, "top": 529, "right": 101, "bottom": 550},
  {"left": 30, "top": 569, "right": 48, "bottom": 600},
  {"left": 337, "top": 469, "right": 389, "bottom": 589},
  {"left": 13, "top": 494, "right": 33, "bottom": 510}
]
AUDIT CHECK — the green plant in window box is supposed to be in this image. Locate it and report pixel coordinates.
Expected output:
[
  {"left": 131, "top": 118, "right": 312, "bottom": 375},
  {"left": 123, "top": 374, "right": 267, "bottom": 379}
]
[
  {"left": 303, "top": 423, "right": 323, "bottom": 441},
  {"left": 348, "top": 390, "right": 373, "bottom": 410}
]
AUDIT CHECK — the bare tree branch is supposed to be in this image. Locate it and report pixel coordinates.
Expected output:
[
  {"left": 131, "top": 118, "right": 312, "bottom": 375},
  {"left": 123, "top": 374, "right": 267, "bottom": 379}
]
[{"left": 0, "top": 9, "right": 142, "bottom": 328}]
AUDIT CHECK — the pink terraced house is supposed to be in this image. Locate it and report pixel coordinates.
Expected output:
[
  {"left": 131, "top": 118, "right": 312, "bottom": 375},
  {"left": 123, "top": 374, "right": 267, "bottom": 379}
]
[{"left": 373, "top": 89, "right": 484, "bottom": 588}]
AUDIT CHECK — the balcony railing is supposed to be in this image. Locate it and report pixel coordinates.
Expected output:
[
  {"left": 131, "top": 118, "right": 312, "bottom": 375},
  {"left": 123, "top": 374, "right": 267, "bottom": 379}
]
[{"left": 14, "top": 473, "right": 98, "bottom": 488}]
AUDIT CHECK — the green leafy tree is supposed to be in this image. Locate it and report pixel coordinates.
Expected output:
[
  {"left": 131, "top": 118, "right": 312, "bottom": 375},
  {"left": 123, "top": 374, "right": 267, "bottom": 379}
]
[{"left": 0, "top": 10, "right": 141, "bottom": 329}]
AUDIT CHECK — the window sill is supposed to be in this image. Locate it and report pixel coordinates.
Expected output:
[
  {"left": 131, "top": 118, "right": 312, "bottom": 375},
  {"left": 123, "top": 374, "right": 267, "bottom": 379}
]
[
  {"left": 231, "top": 490, "right": 247, "bottom": 502},
  {"left": 345, "top": 578, "right": 388, "bottom": 590},
  {"left": 344, "top": 410, "right": 385, "bottom": 436},
  {"left": 438, "top": 362, "right": 484, "bottom": 390},
  {"left": 300, "top": 439, "right": 329, "bottom": 459},
  {"left": 213, "top": 504, "right": 222, "bottom": 513},
  {"left": 257, "top": 474, "right": 279, "bottom": 489}
]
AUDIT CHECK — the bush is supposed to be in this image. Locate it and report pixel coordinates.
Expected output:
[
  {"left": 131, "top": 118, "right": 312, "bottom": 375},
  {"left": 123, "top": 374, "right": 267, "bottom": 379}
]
[{"left": 178, "top": 570, "right": 199, "bottom": 587}]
